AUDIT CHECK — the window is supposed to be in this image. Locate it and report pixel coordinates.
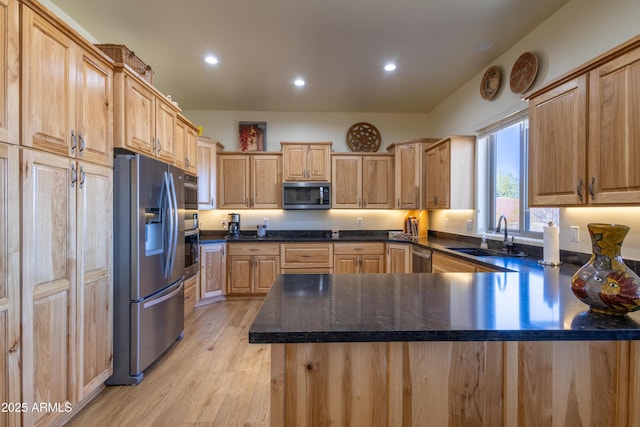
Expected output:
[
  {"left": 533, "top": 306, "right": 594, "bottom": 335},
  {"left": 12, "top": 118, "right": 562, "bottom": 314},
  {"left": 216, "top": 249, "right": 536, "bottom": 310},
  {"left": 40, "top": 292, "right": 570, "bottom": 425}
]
[{"left": 480, "top": 110, "right": 558, "bottom": 237}]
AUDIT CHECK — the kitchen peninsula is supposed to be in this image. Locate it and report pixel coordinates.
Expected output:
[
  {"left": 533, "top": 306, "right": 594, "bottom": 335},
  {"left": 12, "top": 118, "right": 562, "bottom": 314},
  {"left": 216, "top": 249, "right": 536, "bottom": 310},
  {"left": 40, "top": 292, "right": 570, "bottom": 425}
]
[{"left": 249, "top": 269, "right": 640, "bottom": 426}]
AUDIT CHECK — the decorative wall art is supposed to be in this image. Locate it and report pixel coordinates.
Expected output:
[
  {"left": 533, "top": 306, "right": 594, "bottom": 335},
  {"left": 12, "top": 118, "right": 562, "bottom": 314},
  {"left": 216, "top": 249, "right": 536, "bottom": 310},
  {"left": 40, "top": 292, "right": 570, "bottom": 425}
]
[{"left": 239, "top": 121, "right": 267, "bottom": 151}]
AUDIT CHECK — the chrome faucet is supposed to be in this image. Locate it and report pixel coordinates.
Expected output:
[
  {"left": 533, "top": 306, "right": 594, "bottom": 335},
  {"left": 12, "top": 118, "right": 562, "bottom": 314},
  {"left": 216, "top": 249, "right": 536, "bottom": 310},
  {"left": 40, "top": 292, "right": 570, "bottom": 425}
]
[{"left": 495, "top": 215, "right": 515, "bottom": 254}]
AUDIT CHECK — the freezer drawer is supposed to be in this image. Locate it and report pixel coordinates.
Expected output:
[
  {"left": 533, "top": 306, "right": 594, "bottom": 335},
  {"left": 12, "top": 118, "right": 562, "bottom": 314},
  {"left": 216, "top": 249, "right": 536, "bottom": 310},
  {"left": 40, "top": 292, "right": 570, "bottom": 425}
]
[{"left": 131, "top": 280, "right": 185, "bottom": 379}]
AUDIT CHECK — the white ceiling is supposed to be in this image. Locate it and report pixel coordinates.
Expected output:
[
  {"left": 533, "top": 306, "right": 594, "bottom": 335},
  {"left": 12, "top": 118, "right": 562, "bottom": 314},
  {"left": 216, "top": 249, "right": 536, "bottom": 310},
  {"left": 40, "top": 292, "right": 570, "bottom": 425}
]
[{"left": 51, "top": 0, "right": 569, "bottom": 113}]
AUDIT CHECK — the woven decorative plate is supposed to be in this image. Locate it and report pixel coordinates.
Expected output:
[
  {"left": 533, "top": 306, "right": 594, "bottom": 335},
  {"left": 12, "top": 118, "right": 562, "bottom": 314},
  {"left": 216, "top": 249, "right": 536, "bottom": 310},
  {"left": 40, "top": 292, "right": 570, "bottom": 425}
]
[
  {"left": 510, "top": 52, "right": 538, "bottom": 94},
  {"left": 480, "top": 65, "right": 501, "bottom": 100},
  {"left": 346, "top": 122, "right": 381, "bottom": 152}
]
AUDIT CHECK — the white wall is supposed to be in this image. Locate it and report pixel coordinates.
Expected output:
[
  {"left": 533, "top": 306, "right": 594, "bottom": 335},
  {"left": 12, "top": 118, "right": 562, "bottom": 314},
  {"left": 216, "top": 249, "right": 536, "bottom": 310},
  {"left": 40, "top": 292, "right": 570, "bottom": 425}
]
[{"left": 427, "top": 0, "right": 640, "bottom": 260}]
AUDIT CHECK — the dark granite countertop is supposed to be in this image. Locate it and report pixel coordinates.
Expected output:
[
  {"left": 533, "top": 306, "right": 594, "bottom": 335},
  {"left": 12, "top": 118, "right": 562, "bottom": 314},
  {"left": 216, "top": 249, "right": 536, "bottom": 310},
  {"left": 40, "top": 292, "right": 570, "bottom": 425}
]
[{"left": 249, "top": 271, "right": 640, "bottom": 344}]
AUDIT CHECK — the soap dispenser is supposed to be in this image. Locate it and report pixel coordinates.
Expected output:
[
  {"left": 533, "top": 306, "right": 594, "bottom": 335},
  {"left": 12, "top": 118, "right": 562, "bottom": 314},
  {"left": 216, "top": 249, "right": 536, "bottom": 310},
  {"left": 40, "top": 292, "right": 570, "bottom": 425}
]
[{"left": 480, "top": 233, "right": 488, "bottom": 249}]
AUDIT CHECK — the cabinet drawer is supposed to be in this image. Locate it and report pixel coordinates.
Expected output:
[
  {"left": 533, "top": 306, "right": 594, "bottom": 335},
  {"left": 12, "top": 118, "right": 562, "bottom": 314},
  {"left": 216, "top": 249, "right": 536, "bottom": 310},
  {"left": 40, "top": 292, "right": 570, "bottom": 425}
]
[
  {"left": 333, "top": 242, "right": 384, "bottom": 255},
  {"left": 280, "top": 243, "right": 333, "bottom": 268},
  {"left": 184, "top": 274, "right": 198, "bottom": 318},
  {"left": 227, "top": 242, "right": 280, "bottom": 256}
]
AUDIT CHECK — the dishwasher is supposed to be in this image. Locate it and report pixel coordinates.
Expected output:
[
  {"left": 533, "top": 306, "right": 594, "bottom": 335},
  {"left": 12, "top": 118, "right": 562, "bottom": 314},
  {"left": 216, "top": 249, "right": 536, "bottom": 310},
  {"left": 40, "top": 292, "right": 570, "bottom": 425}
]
[{"left": 412, "top": 246, "right": 432, "bottom": 273}]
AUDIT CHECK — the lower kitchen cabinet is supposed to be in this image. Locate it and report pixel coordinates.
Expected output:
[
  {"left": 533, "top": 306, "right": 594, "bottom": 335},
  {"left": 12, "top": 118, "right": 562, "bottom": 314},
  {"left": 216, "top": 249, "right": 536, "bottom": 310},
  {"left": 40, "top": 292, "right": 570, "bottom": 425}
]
[
  {"left": 199, "top": 242, "right": 226, "bottom": 302},
  {"left": 334, "top": 242, "right": 385, "bottom": 273},
  {"left": 432, "top": 252, "right": 497, "bottom": 272},
  {"left": 0, "top": 143, "right": 20, "bottom": 427},
  {"left": 184, "top": 273, "right": 199, "bottom": 317},
  {"left": 227, "top": 243, "right": 280, "bottom": 295},
  {"left": 386, "top": 243, "right": 412, "bottom": 273},
  {"left": 280, "top": 243, "right": 334, "bottom": 274},
  {"left": 21, "top": 148, "right": 113, "bottom": 426}
]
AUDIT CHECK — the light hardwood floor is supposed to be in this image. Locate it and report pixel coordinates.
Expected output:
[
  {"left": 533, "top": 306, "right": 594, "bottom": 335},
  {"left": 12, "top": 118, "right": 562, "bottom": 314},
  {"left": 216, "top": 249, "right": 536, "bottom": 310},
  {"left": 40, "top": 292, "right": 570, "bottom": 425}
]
[{"left": 66, "top": 299, "right": 270, "bottom": 426}]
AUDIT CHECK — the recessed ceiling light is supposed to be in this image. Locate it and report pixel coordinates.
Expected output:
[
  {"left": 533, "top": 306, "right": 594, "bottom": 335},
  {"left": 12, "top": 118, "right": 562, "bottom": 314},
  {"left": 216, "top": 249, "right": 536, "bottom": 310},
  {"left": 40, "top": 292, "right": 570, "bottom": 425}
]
[
  {"left": 294, "top": 78, "right": 305, "bottom": 87},
  {"left": 204, "top": 55, "right": 219, "bottom": 65},
  {"left": 384, "top": 63, "right": 397, "bottom": 72}
]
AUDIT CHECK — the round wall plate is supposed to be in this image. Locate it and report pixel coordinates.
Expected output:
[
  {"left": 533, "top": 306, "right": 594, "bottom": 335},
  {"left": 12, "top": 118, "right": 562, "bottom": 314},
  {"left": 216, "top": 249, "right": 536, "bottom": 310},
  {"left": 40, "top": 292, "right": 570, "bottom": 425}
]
[
  {"left": 346, "top": 122, "right": 381, "bottom": 152},
  {"left": 510, "top": 52, "right": 539, "bottom": 94},
  {"left": 480, "top": 65, "right": 501, "bottom": 100}
]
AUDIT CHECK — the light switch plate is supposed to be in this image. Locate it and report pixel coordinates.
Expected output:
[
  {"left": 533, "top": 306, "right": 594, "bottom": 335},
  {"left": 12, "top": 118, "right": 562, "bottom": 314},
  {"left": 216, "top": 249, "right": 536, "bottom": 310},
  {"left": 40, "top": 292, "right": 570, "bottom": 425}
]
[{"left": 570, "top": 226, "right": 579, "bottom": 242}]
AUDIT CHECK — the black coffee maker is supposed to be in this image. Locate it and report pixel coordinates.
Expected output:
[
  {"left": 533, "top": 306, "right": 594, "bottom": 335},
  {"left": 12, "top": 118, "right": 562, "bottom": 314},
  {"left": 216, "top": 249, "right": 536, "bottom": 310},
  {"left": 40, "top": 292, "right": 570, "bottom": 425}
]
[{"left": 227, "top": 213, "right": 240, "bottom": 237}]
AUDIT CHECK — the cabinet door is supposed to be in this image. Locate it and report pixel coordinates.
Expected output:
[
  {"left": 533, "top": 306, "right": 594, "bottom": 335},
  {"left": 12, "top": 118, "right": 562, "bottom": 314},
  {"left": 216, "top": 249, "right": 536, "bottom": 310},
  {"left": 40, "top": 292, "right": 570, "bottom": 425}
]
[
  {"left": 334, "top": 254, "right": 359, "bottom": 274},
  {"left": 0, "top": 143, "right": 19, "bottom": 427},
  {"left": 529, "top": 76, "right": 587, "bottom": 206},
  {"left": 227, "top": 255, "right": 252, "bottom": 294},
  {"left": 21, "top": 149, "right": 76, "bottom": 426},
  {"left": 386, "top": 244, "right": 411, "bottom": 273},
  {"left": 154, "top": 99, "right": 176, "bottom": 163},
  {"left": 362, "top": 156, "right": 393, "bottom": 209},
  {"left": 425, "top": 143, "right": 450, "bottom": 209},
  {"left": 332, "top": 156, "right": 362, "bottom": 208},
  {"left": 424, "top": 147, "right": 439, "bottom": 209},
  {"left": 174, "top": 118, "right": 187, "bottom": 170},
  {"left": 431, "top": 253, "right": 476, "bottom": 273},
  {"left": 21, "top": 6, "right": 75, "bottom": 157},
  {"left": 186, "top": 126, "right": 198, "bottom": 175},
  {"left": 201, "top": 243, "right": 226, "bottom": 299},
  {"left": 282, "top": 144, "right": 307, "bottom": 181},
  {"left": 218, "top": 155, "right": 250, "bottom": 208},
  {"left": 360, "top": 254, "right": 385, "bottom": 273},
  {"left": 184, "top": 273, "right": 198, "bottom": 318},
  {"left": 252, "top": 154, "right": 281, "bottom": 208},
  {"left": 123, "top": 76, "right": 155, "bottom": 155},
  {"left": 254, "top": 256, "right": 280, "bottom": 293},
  {"left": 197, "top": 139, "right": 216, "bottom": 209},
  {"left": 76, "top": 161, "right": 112, "bottom": 399},
  {"left": 307, "top": 144, "right": 331, "bottom": 181},
  {"left": 76, "top": 49, "right": 113, "bottom": 166},
  {"left": 0, "top": 0, "right": 18, "bottom": 145},
  {"left": 395, "top": 144, "right": 421, "bottom": 208},
  {"left": 589, "top": 48, "right": 640, "bottom": 204}
]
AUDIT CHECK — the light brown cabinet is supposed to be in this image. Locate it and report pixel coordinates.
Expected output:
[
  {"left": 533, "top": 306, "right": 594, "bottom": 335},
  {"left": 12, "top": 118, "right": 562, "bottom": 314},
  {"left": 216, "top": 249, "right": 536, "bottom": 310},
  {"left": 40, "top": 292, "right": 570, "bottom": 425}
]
[
  {"left": 175, "top": 114, "right": 198, "bottom": 174},
  {"left": 0, "top": 0, "right": 18, "bottom": 146},
  {"left": 184, "top": 273, "right": 199, "bottom": 318},
  {"left": 197, "top": 137, "right": 220, "bottom": 210},
  {"left": 386, "top": 243, "right": 412, "bottom": 273},
  {"left": 114, "top": 66, "right": 178, "bottom": 163},
  {"left": 331, "top": 154, "right": 393, "bottom": 209},
  {"left": 21, "top": 148, "right": 113, "bottom": 425},
  {"left": 387, "top": 139, "right": 437, "bottom": 209},
  {"left": 0, "top": 143, "right": 19, "bottom": 427},
  {"left": 22, "top": 5, "right": 113, "bottom": 166},
  {"left": 334, "top": 242, "right": 385, "bottom": 273},
  {"left": 280, "top": 243, "right": 334, "bottom": 273},
  {"left": 227, "top": 243, "right": 280, "bottom": 295},
  {"left": 281, "top": 142, "right": 332, "bottom": 182},
  {"left": 431, "top": 252, "right": 496, "bottom": 273},
  {"left": 217, "top": 152, "right": 282, "bottom": 209},
  {"left": 200, "top": 242, "right": 226, "bottom": 301},
  {"left": 528, "top": 38, "right": 640, "bottom": 206},
  {"left": 424, "top": 135, "right": 475, "bottom": 209}
]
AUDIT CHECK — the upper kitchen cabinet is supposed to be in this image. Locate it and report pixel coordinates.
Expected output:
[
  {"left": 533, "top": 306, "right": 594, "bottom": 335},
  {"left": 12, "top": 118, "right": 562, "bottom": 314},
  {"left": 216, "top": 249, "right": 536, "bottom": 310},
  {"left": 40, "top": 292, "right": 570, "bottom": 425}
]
[
  {"left": 424, "top": 136, "right": 475, "bottom": 209},
  {"left": 217, "top": 152, "right": 282, "bottom": 209},
  {"left": 281, "top": 142, "right": 332, "bottom": 182},
  {"left": 113, "top": 65, "right": 179, "bottom": 163},
  {"left": 21, "top": 3, "right": 114, "bottom": 166},
  {"left": 0, "top": 0, "right": 18, "bottom": 146},
  {"left": 175, "top": 114, "right": 198, "bottom": 175},
  {"left": 388, "top": 139, "right": 439, "bottom": 209},
  {"left": 528, "top": 35, "right": 640, "bottom": 206},
  {"left": 332, "top": 153, "right": 393, "bottom": 209},
  {"left": 197, "top": 137, "right": 222, "bottom": 210}
]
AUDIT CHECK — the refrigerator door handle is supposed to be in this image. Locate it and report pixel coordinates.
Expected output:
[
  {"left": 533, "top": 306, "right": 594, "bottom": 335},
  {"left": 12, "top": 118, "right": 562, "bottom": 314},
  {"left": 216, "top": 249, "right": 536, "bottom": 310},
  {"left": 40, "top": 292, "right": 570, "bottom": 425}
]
[
  {"left": 142, "top": 280, "right": 184, "bottom": 309},
  {"left": 167, "top": 171, "right": 179, "bottom": 278},
  {"left": 162, "top": 171, "right": 175, "bottom": 279}
]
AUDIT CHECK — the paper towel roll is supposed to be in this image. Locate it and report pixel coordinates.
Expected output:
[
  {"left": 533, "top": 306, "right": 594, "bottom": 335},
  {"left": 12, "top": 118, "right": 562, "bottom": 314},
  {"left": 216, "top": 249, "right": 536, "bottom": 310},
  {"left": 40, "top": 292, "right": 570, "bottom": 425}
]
[{"left": 543, "top": 223, "right": 560, "bottom": 264}]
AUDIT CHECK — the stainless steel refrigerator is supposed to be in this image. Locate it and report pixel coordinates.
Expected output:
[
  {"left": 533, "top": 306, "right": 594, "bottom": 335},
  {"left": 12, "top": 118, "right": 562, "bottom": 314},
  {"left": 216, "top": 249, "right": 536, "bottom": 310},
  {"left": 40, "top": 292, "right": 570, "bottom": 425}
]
[{"left": 108, "top": 150, "right": 185, "bottom": 385}]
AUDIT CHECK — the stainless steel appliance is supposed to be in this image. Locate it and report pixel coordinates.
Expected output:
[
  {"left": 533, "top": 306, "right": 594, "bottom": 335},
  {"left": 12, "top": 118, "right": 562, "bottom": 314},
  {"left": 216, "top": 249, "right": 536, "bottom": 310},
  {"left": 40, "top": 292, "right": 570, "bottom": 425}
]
[
  {"left": 282, "top": 182, "right": 331, "bottom": 209},
  {"left": 184, "top": 228, "right": 200, "bottom": 278},
  {"left": 109, "top": 150, "right": 185, "bottom": 385},
  {"left": 228, "top": 213, "right": 240, "bottom": 237},
  {"left": 412, "top": 246, "right": 432, "bottom": 273},
  {"left": 184, "top": 173, "right": 198, "bottom": 212},
  {"left": 183, "top": 173, "right": 200, "bottom": 278}
]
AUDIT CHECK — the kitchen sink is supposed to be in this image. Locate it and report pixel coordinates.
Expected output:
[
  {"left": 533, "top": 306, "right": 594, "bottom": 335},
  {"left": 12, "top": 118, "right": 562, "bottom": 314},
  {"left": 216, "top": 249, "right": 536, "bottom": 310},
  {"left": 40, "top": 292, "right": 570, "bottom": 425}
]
[{"left": 448, "top": 247, "right": 526, "bottom": 257}]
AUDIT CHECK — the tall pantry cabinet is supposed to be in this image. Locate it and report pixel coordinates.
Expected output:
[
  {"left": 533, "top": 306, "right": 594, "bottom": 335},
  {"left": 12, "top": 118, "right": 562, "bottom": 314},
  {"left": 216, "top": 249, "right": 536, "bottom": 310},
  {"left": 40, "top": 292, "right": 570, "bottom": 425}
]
[
  {"left": 19, "top": 1, "right": 114, "bottom": 425},
  {"left": 0, "top": 0, "right": 20, "bottom": 426}
]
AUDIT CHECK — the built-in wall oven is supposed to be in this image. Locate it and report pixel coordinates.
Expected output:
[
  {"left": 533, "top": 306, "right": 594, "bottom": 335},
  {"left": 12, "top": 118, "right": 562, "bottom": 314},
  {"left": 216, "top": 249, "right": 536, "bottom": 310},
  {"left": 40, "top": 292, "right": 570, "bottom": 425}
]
[{"left": 184, "top": 174, "right": 199, "bottom": 278}]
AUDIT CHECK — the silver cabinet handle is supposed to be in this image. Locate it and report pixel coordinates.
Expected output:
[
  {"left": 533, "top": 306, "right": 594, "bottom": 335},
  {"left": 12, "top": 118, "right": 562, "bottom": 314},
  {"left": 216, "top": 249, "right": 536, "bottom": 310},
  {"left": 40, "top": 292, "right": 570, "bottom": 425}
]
[
  {"left": 79, "top": 165, "right": 86, "bottom": 189},
  {"left": 577, "top": 178, "right": 584, "bottom": 202},
  {"left": 589, "top": 177, "right": 596, "bottom": 200},
  {"left": 70, "top": 130, "right": 77, "bottom": 154},
  {"left": 78, "top": 133, "right": 86, "bottom": 156},
  {"left": 71, "top": 163, "right": 77, "bottom": 187}
]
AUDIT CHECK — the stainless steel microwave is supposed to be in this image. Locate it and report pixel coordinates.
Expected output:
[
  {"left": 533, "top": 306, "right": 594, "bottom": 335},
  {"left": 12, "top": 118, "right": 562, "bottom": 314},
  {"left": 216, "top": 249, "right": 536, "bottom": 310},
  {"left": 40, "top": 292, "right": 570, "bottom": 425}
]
[{"left": 282, "top": 182, "right": 331, "bottom": 209}]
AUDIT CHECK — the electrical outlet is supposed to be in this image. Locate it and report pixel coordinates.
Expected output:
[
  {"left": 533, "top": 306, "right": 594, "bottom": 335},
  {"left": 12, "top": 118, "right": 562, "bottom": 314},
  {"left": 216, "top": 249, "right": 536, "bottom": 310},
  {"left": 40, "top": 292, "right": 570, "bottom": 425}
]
[
  {"left": 221, "top": 220, "right": 227, "bottom": 229},
  {"left": 356, "top": 217, "right": 363, "bottom": 227},
  {"left": 445, "top": 217, "right": 449, "bottom": 228},
  {"left": 570, "top": 226, "right": 580, "bottom": 242},
  {"left": 466, "top": 219, "right": 473, "bottom": 231},
  {"left": 263, "top": 217, "right": 269, "bottom": 227}
]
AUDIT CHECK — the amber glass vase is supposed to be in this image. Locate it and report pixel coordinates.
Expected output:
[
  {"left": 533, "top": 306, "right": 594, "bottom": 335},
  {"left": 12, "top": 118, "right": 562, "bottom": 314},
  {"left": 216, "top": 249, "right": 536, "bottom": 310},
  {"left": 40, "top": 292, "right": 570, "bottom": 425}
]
[{"left": 571, "top": 223, "right": 640, "bottom": 315}]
